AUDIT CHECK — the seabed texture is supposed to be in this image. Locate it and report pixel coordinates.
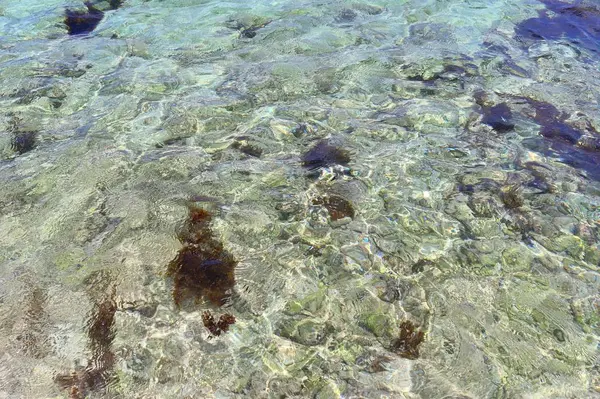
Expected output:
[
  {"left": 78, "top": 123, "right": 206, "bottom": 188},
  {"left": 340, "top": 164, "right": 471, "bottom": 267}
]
[{"left": 0, "top": 0, "right": 599, "bottom": 398}]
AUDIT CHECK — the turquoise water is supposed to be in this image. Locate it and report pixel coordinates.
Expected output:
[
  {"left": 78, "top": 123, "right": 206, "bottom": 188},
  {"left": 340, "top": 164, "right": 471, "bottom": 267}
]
[{"left": 0, "top": 0, "right": 599, "bottom": 397}]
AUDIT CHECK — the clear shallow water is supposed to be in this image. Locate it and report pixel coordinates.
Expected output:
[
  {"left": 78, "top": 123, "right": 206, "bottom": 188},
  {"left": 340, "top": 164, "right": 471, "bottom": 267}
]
[{"left": 0, "top": 0, "right": 599, "bottom": 397}]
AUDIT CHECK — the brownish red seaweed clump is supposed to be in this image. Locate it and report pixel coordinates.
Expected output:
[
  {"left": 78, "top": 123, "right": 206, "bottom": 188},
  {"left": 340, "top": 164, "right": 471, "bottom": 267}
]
[
  {"left": 55, "top": 294, "right": 117, "bottom": 399},
  {"left": 391, "top": 320, "right": 425, "bottom": 360},
  {"left": 202, "top": 310, "right": 236, "bottom": 337},
  {"left": 312, "top": 194, "right": 355, "bottom": 221},
  {"left": 167, "top": 206, "right": 237, "bottom": 307},
  {"left": 15, "top": 287, "right": 49, "bottom": 358}
]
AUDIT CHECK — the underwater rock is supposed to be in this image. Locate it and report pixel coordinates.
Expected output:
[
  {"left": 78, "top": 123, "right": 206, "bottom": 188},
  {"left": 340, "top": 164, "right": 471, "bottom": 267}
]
[
  {"left": 526, "top": 99, "right": 582, "bottom": 144},
  {"left": 291, "top": 123, "right": 316, "bottom": 138},
  {"left": 65, "top": 3, "right": 104, "bottom": 35},
  {"left": 474, "top": 92, "right": 514, "bottom": 132},
  {"left": 231, "top": 137, "right": 263, "bottom": 157},
  {"left": 360, "top": 313, "right": 395, "bottom": 338},
  {"left": 295, "top": 320, "right": 330, "bottom": 346},
  {"left": 108, "top": 0, "right": 124, "bottom": 10},
  {"left": 336, "top": 9, "right": 358, "bottom": 22},
  {"left": 390, "top": 320, "right": 425, "bottom": 360},
  {"left": 406, "top": 23, "right": 455, "bottom": 46},
  {"left": 167, "top": 206, "right": 237, "bottom": 307},
  {"left": 411, "top": 259, "right": 433, "bottom": 274},
  {"left": 312, "top": 194, "right": 355, "bottom": 221},
  {"left": 202, "top": 310, "right": 236, "bottom": 337},
  {"left": 352, "top": 3, "right": 384, "bottom": 15},
  {"left": 277, "top": 317, "right": 330, "bottom": 346},
  {"left": 523, "top": 136, "right": 600, "bottom": 180},
  {"left": 301, "top": 140, "right": 351, "bottom": 169},
  {"left": 240, "top": 21, "right": 271, "bottom": 38}
]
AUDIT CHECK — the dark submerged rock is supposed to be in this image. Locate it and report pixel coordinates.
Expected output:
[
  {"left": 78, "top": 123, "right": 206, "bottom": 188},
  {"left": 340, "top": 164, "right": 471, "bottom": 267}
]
[
  {"left": 65, "top": 3, "right": 104, "bottom": 35},
  {"left": 301, "top": 140, "right": 351, "bottom": 169},
  {"left": 514, "top": 0, "right": 600, "bottom": 55},
  {"left": 240, "top": 21, "right": 271, "bottom": 39},
  {"left": 167, "top": 206, "right": 236, "bottom": 307},
  {"left": 411, "top": 259, "right": 433, "bottom": 274},
  {"left": 481, "top": 103, "right": 514, "bottom": 132},
  {"left": 108, "top": 0, "right": 124, "bottom": 10},
  {"left": 11, "top": 131, "right": 37, "bottom": 154},
  {"left": 336, "top": 9, "right": 358, "bottom": 22},
  {"left": 518, "top": 97, "right": 600, "bottom": 180}
]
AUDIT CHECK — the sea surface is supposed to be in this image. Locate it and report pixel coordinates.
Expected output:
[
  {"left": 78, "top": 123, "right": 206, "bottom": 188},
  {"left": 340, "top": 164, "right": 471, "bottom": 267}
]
[{"left": 0, "top": 0, "right": 599, "bottom": 398}]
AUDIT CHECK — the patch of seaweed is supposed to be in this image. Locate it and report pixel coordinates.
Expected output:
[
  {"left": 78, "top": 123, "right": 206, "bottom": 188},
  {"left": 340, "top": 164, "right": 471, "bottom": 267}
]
[
  {"left": 390, "top": 320, "right": 425, "bottom": 360},
  {"left": 202, "top": 310, "right": 236, "bottom": 337},
  {"left": 500, "top": 184, "right": 524, "bottom": 209},
  {"left": 312, "top": 194, "right": 355, "bottom": 221},
  {"left": 55, "top": 294, "right": 117, "bottom": 399},
  {"left": 15, "top": 287, "right": 49, "bottom": 358},
  {"left": 167, "top": 206, "right": 237, "bottom": 307},
  {"left": 65, "top": 3, "right": 104, "bottom": 35},
  {"left": 7, "top": 116, "right": 37, "bottom": 155}
]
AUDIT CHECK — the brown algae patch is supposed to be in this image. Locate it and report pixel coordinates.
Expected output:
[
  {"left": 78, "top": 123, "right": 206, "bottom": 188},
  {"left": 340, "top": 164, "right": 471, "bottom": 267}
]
[
  {"left": 202, "top": 310, "right": 236, "bottom": 337},
  {"left": 312, "top": 194, "right": 355, "bottom": 221},
  {"left": 167, "top": 206, "right": 237, "bottom": 307},
  {"left": 55, "top": 294, "right": 117, "bottom": 399},
  {"left": 390, "top": 320, "right": 425, "bottom": 360},
  {"left": 500, "top": 184, "right": 524, "bottom": 209},
  {"left": 15, "top": 287, "right": 50, "bottom": 358}
]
